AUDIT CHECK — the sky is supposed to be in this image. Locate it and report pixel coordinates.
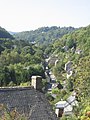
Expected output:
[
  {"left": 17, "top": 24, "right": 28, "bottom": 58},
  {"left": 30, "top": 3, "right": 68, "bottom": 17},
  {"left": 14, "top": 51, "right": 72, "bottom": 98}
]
[{"left": 0, "top": 0, "right": 90, "bottom": 32}]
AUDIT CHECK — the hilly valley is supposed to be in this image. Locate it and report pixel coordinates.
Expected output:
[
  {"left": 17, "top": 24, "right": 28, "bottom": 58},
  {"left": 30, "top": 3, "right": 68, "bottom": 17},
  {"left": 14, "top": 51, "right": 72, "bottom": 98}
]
[{"left": 0, "top": 25, "right": 90, "bottom": 120}]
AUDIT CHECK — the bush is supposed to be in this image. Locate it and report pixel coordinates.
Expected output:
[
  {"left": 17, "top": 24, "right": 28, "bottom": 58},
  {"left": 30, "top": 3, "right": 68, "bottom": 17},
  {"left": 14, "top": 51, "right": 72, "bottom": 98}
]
[
  {"left": 52, "top": 88, "right": 60, "bottom": 94},
  {"left": 0, "top": 104, "right": 27, "bottom": 120}
]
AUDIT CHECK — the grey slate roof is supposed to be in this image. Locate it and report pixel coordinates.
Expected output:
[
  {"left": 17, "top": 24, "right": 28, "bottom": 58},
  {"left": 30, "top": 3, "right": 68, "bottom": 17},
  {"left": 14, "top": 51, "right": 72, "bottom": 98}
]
[
  {"left": 55, "top": 95, "right": 78, "bottom": 109},
  {"left": 0, "top": 87, "right": 58, "bottom": 120}
]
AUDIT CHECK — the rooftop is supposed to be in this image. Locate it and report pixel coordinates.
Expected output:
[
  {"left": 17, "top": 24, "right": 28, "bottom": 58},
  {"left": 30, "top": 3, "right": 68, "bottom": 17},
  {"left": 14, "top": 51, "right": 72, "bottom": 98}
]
[{"left": 0, "top": 87, "right": 58, "bottom": 120}]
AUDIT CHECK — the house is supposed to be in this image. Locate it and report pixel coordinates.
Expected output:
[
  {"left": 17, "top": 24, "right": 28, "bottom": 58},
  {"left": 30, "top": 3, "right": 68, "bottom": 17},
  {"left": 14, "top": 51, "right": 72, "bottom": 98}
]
[
  {"left": 52, "top": 82, "right": 63, "bottom": 89},
  {"left": 75, "top": 49, "right": 82, "bottom": 54},
  {"left": 65, "top": 61, "right": 74, "bottom": 79},
  {"left": 55, "top": 101, "right": 66, "bottom": 117},
  {"left": 62, "top": 46, "right": 68, "bottom": 52},
  {"left": 55, "top": 95, "right": 78, "bottom": 117},
  {"left": 55, "top": 59, "right": 59, "bottom": 66},
  {"left": 48, "top": 56, "right": 58, "bottom": 66},
  {"left": 0, "top": 86, "right": 58, "bottom": 120},
  {"left": 65, "top": 61, "right": 72, "bottom": 72},
  {"left": 71, "top": 46, "right": 75, "bottom": 53},
  {"left": 66, "top": 68, "right": 73, "bottom": 79}
]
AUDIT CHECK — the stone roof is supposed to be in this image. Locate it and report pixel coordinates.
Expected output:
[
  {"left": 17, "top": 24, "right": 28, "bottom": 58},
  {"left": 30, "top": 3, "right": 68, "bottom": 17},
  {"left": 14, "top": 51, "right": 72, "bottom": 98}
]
[
  {"left": 0, "top": 87, "right": 58, "bottom": 120},
  {"left": 55, "top": 101, "right": 66, "bottom": 108}
]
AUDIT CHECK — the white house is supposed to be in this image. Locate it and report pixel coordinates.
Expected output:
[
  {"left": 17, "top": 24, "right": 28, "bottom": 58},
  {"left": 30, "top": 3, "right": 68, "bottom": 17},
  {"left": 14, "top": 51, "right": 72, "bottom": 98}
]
[
  {"left": 75, "top": 49, "right": 82, "bottom": 54},
  {"left": 65, "top": 61, "right": 72, "bottom": 72},
  {"left": 66, "top": 68, "right": 73, "bottom": 79},
  {"left": 55, "top": 95, "right": 78, "bottom": 117},
  {"left": 55, "top": 59, "right": 59, "bottom": 66}
]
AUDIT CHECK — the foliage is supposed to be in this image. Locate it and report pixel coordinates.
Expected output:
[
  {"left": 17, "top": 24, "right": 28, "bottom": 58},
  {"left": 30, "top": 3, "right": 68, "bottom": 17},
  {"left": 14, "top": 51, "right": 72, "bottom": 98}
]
[
  {"left": 0, "top": 26, "right": 13, "bottom": 39},
  {"left": 45, "top": 93, "right": 54, "bottom": 101},
  {"left": 0, "top": 37, "right": 45, "bottom": 86},
  {"left": 47, "top": 25, "right": 90, "bottom": 119},
  {"left": 0, "top": 104, "right": 27, "bottom": 120},
  {"left": 14, "top": 26, "right": 75, "bottom": 45},
  {"left": 0, "top": 25, "right": 90, "bottom": 119},
  {"left": 52, "top": 88, "right": 60, "bottom": 94},
  {"left": 60, "top": 115, "right": 77, "bottom": 120}
]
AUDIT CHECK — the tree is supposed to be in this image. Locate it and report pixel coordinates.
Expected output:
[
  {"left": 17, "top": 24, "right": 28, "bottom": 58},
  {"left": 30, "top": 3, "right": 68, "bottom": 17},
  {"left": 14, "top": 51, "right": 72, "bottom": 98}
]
[{"left": 66, "top": 39, "right": 76, "bottom": 49}]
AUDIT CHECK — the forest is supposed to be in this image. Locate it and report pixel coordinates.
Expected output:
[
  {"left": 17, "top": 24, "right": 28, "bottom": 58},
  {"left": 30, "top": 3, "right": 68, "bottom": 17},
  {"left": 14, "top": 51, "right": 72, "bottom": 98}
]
[
  {"left": 14, "top": 26, "right": 75, "bottom": 45},
  {"left": 0, "top": 25, "right": 90, "bottom": 120}
]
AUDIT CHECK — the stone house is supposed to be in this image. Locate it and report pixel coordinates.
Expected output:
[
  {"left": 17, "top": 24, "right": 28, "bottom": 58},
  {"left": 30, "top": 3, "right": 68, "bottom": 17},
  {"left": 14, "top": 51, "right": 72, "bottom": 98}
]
[
  {"left": 0, "top": 76, "right": 58, "bottom": 120},
  {"left": 65, "top": 61, "right": 74, "bottom": 79},
  {"left": 55, "top": 95, "right": 78, "bottom": 117},
  {"left": 48, "top": 56, "right": 58, "bottom": 66},
  {"left": 75, "top": 49, "right": 82, "bottom": 54},
  {"left": 65, "top": 61, "right": 72, "bottom": 72}
]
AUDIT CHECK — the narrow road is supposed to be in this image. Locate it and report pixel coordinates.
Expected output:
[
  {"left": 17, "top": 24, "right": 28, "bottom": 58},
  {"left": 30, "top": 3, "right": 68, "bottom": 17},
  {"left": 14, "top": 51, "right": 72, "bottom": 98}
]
[{"left": 45, "top": 58, "right": 57, "bottom": 92}]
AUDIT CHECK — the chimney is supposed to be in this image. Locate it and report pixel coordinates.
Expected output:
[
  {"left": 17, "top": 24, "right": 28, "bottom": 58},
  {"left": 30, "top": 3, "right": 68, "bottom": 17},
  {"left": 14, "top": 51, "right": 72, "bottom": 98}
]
[{"left": 31, "top": 76, "right": 42, "bottom": 91}]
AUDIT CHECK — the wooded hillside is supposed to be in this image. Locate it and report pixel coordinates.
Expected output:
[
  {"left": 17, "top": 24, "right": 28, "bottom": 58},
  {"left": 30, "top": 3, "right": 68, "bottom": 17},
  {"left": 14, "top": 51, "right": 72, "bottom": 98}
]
[
  {"left": 0, "top": 26, "right": 13, "bottom": 39},
  {"left": 0, "top": 25, "right": 90, "bottom": 120},
  {"left": 14, "top": 26, "right": 75, "bottom": 45}
]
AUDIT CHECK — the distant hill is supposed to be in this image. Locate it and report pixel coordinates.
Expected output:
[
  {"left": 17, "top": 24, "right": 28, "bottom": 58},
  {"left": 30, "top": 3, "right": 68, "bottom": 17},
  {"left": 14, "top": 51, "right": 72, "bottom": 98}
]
[
  {"left": 0, "top": 26, "right": 13, "bottom": 39},
  {"left": 9, "top": 31, "right": 17, "bottom": 35},
  {"left": 14, "top": 26, "right": 76, "bottom": 45}
]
